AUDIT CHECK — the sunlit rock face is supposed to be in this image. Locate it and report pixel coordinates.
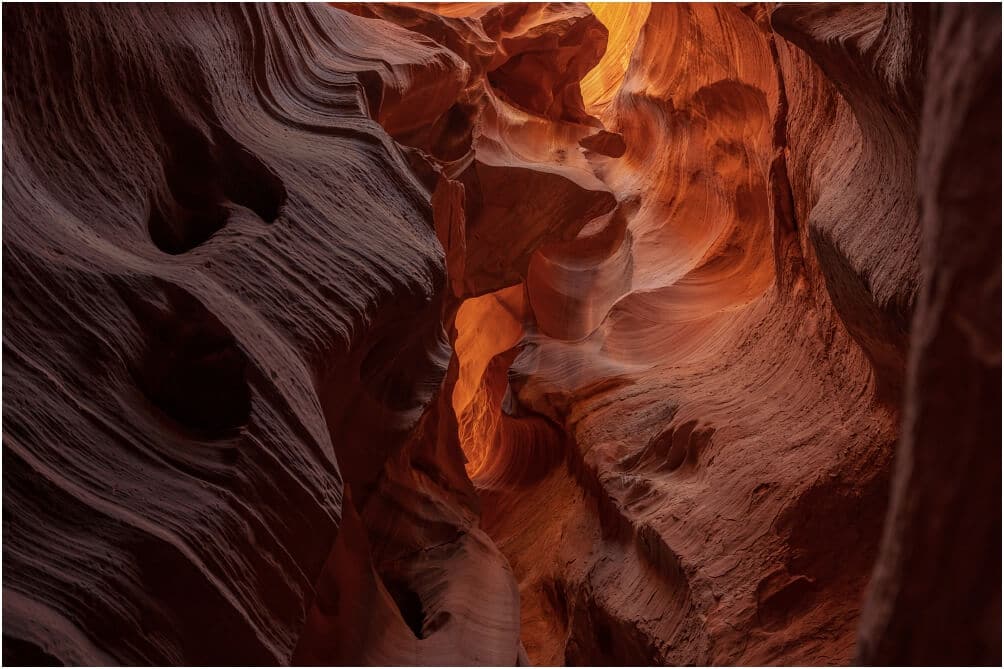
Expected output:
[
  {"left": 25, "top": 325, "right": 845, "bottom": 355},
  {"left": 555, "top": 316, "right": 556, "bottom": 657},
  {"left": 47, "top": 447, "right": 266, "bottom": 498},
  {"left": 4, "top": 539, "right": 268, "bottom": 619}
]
[{"left": 2, "top": 3, "right": 999, "bottom": 666}]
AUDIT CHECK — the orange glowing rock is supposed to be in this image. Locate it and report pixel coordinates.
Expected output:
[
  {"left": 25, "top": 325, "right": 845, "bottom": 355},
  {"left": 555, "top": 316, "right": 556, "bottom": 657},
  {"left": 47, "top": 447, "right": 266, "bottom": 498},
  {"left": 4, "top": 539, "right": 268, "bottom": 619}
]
[{"left": 2, "top": 2, "right": 998, "bottom": 666}]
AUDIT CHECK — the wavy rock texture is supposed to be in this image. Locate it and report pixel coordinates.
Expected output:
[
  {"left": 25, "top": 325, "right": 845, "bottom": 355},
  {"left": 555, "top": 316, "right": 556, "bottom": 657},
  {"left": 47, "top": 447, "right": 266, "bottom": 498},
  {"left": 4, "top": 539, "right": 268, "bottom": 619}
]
[
  {"left": 2, "top": 2, "right": 1000, "bottom": 667},
  {"left": 856, "top": 4, "right": 1002, "bottom": 664},
  {"left": 2, "top": 4, "right": 509, "bottom": 665}
]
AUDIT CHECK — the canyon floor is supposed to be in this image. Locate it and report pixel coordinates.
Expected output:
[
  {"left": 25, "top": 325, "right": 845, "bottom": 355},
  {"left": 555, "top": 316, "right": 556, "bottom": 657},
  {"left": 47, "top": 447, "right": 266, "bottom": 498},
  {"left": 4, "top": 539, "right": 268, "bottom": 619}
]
[{"left": 2, "top": 2, "right": 1001, "bottom": 666}]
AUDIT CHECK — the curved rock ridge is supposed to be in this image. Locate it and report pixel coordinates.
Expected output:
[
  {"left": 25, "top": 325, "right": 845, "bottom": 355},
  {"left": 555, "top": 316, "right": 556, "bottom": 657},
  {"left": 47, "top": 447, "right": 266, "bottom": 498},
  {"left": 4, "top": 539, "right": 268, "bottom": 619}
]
[
  {"left": 2, "top": 2, "right": 1000, "bottom": 667},
  {"left": 2, "top": 3, "right": 509, "bottom": 665},
  {"left": 351, "top": 1, "right": 999, "bottom": 665},
  {"left": 452, "top": 5, "right": 898, "bottom": 663},
  {"left": 857, "top": 4, "right": 1002, "bottom": 664}
]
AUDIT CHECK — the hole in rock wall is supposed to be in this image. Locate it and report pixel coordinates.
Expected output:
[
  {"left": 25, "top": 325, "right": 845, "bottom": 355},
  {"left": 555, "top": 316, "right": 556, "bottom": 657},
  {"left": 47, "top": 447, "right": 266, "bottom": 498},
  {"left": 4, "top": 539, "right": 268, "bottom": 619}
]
[
  {"left": 382, "top": 577, "right": 427, "bottom": 639},
  {"left": 2, "top": 2, "right": 998, "bottom": 667},
  {"left": 148, "top": 83, "right": 286, "bottom": 255},
  {"left": 122, "top": 281, "right": 252, "bottom": 439}
]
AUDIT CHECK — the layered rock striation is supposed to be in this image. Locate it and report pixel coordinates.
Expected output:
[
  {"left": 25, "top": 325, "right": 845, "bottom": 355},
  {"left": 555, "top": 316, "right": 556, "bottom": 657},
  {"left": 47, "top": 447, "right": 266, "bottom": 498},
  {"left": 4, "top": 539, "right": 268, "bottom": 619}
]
[{"left": 2, "top": 2, "right": 1000, "bottom": 666}]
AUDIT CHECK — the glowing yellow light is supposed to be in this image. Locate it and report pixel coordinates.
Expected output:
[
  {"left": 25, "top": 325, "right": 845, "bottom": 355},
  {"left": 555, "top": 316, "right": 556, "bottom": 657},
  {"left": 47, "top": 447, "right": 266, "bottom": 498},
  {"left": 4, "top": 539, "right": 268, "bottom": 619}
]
[{"left": 581, "top": 3, "right": 652, "bottom": 114}]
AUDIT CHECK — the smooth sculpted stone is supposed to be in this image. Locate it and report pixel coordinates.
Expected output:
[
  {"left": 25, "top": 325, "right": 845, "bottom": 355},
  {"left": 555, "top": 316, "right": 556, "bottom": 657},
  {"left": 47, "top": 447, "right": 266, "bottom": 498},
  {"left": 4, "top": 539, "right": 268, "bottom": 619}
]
[{"left": 2, "top": 2, "right": 999, "bottom": 667}]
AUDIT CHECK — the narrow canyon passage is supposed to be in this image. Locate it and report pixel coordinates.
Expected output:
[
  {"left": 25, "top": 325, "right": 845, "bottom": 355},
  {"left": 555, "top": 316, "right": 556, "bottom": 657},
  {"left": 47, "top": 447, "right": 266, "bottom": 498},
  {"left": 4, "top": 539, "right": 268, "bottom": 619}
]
[
  {"left": 368, "top": 5, "right": 898, "bottom": 664},
  {"left": 2, "top": 3, "right": 1000, "bottom": 667}
]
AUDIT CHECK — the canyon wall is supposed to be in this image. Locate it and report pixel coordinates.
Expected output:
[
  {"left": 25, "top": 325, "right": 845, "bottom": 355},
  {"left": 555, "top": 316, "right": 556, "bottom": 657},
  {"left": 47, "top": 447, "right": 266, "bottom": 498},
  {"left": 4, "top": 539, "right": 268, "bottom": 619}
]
[{"left": 2, "top": 2, "right": 999, "bottom": 666}]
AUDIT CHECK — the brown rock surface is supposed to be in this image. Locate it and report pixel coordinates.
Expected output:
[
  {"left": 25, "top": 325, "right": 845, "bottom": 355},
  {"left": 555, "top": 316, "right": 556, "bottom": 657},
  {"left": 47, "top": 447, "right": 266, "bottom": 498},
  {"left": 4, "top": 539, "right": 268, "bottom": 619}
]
[
  {"left": 2, "top": 2, "right": 999, "bottom": 666},
  {"left": 857, "top": 4, "right": 1002, "bottom": 664}
]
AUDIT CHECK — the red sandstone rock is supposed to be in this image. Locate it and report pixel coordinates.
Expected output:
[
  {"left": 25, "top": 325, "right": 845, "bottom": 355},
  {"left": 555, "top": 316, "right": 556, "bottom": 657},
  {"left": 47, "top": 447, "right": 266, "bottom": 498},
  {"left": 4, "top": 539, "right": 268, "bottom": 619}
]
[
  {"left": 2, "top": 3, "right": 999, "bottom": 666},
  {"left": 857, "top": 4, "right": 1002, "bottom": 664}
]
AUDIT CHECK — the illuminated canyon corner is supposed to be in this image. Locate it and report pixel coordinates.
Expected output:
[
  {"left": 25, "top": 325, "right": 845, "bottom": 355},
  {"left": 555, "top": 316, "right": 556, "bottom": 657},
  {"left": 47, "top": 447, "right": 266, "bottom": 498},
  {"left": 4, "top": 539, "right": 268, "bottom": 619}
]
[{"left": 2, "top": 3, "right": 1000, "bottom": 666}]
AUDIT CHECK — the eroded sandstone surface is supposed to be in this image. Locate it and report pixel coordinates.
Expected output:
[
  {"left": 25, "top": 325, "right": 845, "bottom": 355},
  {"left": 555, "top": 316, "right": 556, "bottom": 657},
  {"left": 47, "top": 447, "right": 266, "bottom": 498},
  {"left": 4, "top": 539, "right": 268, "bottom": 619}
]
[{"left": 2, "top": 3, "right": 1000, "bottom": 666}]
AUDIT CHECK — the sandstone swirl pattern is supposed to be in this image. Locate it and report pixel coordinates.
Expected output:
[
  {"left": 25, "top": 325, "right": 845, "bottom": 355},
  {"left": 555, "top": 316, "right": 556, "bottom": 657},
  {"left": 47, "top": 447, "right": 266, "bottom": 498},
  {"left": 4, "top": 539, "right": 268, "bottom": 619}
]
[{"left": 2, "top": 3, "right": 999, "bottom": 666}]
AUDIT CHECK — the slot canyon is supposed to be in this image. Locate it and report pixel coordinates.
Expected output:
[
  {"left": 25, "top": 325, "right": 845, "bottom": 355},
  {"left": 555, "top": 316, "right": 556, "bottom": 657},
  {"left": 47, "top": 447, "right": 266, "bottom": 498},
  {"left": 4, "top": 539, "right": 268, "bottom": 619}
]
[{"left": 1, "top": 2, "right": 1000, "bottom": 666}]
